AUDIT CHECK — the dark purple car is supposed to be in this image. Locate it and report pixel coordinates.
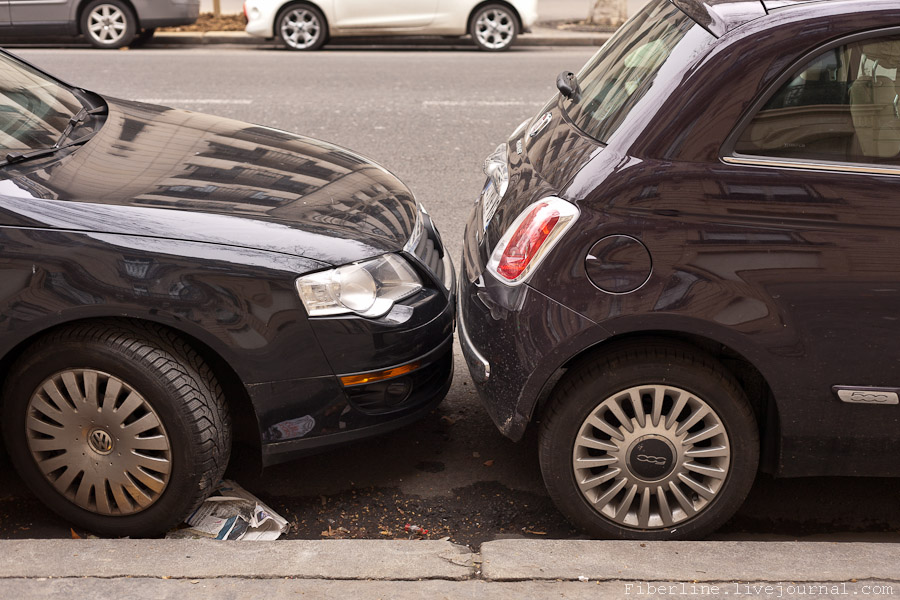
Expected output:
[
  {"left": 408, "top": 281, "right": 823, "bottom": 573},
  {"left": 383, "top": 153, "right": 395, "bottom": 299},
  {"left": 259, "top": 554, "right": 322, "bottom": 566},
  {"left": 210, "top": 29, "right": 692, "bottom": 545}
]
[{"left": 459, "top": 0, "right": 900, "bottom": 539}]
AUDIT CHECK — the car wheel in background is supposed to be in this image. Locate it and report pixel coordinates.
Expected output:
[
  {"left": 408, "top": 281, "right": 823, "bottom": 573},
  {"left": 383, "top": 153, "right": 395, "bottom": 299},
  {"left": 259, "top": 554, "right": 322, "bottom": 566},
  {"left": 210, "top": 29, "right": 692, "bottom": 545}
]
[
  {"left": 539, "top": 343, "right": 759, "bottom": 540},
  {"left": 1, "top": 322, "right": 231, "bottom": 537},
  {"left": 277, "top": 3, "right": 327, "bottom": 51},
  {"left": 470, "top": 4, "right": 518, "bottom": 52},
  {"left": 81, "top": 0, "right": 137, "bottom": 49}
]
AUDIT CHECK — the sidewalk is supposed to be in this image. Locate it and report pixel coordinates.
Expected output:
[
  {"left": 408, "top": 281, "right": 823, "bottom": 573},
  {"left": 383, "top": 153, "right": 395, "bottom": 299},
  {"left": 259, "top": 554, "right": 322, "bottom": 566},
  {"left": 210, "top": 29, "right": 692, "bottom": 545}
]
[
  {"left": 2, "top": 539, "right": 898, "bottom": 599},
  {"left": 149, "top": 25, "right": 613, "bottom": 48}
]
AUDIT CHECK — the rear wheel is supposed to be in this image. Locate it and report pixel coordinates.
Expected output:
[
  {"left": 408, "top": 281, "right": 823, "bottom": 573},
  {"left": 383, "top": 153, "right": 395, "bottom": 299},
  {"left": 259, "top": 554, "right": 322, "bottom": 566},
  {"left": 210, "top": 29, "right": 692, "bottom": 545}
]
[
  {"left": 1, "top": 322, "right": 231, "bottom": 537},
  {"left": 539, "top": 343, "right": 758, "bottom": 539},
  {"left": 81, "top": 0, "right": 137, "bottom": 49},
  {"left": 470, "top": 4, "right": 518, "bottom": 51},
  {"left": 276, "top": 4, "right": 327, "bottom": 51}
]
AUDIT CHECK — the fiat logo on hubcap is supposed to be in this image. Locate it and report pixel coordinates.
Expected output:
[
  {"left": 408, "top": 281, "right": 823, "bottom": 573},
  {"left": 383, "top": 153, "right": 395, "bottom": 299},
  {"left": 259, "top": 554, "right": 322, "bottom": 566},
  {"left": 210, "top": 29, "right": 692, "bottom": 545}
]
[{"left": 88, "top": 429, "right": 114, "bottom": 455}]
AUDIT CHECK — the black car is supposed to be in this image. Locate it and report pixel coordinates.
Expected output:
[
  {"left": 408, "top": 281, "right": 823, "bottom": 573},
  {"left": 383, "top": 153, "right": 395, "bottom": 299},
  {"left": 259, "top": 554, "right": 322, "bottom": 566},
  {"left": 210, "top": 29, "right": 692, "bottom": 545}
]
[
  {"left": 460, "top": 0, "right": 900, "bottom": 540},
  {"left": 0, "top": 50, "right": 454, "bottom": 536}
]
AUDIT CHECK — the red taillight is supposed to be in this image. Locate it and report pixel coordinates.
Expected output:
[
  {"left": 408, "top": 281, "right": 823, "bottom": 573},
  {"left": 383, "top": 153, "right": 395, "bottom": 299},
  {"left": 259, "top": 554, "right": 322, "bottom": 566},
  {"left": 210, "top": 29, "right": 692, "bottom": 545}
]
[{"left": 496, "top": 203, "right": 560, "bottom": 281}]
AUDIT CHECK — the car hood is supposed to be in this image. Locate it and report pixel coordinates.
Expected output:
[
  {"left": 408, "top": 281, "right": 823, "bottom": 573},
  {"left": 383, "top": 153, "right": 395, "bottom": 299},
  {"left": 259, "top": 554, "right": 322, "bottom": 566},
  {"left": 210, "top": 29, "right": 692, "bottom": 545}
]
[{"left": 0, "top": 98, "right": 419, "bottom": 266}]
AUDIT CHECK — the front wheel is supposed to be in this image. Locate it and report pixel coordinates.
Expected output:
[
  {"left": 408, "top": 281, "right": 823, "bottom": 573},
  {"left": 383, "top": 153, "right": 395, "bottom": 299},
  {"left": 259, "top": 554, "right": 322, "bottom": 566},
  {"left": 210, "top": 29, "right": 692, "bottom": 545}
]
[
  {"left": 539, "top": 343, "right": 759, "bottom": 540},
  {"left": 470, "top": 4, "right": 518, "bottom": 51},
  {"left": 81, "top": 0, "right": 137, "bottom": 49},
  {"left": 277, "top": 4, "right": 327, "bottom": 51},
  {"left": 1, "top": 322, "right": 231, "bottom": 537}
]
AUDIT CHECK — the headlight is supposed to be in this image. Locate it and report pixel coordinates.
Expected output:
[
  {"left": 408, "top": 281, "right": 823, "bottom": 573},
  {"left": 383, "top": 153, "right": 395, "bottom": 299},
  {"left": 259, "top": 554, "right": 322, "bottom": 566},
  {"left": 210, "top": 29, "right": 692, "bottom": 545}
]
[
  {"left": 481, "top": 143, "right": 509, "bottom": 230},
  {"left": 296, "top": 254, "right": 422, "bottom": 318}
]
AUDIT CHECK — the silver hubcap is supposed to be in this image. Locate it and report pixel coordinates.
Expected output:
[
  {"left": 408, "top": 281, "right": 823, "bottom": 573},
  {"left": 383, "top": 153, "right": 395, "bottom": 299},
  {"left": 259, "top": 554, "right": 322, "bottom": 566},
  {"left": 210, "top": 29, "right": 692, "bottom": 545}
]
[
  {"left": 87, "top": 4, "right": 127, "bottom": 44},
  {"left": 25, "top": 369, "right": 172, "bottom": 516},
  {"left": 475, "top": 8, "right": 514, "bottom": 49},
  {"left": 572, "top": 384, "right": 731, "bottom": 529},
  {"left": 281, "top": 9, "right": 321, "bottom": 49}
]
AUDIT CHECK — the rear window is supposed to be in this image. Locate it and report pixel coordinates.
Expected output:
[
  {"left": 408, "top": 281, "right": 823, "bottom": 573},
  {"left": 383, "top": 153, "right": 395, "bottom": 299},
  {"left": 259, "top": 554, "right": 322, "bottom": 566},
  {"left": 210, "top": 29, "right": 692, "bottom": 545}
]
[
  {"left": 562, "top": 0, "right": 694, "bottom": 143},
  {"left": 734, "top": 35, "right": 900, "bottom": 166}
]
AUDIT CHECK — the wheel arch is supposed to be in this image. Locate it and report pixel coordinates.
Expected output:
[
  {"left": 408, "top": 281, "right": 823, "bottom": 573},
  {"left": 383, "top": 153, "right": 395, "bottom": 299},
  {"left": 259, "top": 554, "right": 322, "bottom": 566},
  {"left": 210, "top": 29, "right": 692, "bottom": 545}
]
[
  {"left": 76, "top": 0, "right": 141, "bottom": 35},
  {"left": 532, "top": 330, "right": 781, "bottom": 475},
  {"left": 467, "top": 0, "right": 524, "bottom": 33},
  {"left": 275, "top": 0, "right": 331, "bottom": 37},
  {"left": 0, "top": 316, "right": 261, "bottom": 457}
]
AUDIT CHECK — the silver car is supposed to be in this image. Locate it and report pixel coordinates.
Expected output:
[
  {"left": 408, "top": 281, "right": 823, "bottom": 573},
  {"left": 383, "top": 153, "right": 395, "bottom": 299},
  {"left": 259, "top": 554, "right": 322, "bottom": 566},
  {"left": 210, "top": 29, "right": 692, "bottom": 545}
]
[{"left": 0, "top": 0, "right": 199, "bottom": 48}]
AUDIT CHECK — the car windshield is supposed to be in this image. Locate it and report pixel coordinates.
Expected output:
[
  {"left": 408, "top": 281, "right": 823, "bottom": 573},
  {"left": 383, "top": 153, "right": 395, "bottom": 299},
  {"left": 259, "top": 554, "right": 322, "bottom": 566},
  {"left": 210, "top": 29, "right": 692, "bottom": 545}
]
[
  {"left": 561, "top": 0, "right": 693, "bottom": 143},
  {"left": 0, "top": 53, "right": 84, "bottom": 153}
]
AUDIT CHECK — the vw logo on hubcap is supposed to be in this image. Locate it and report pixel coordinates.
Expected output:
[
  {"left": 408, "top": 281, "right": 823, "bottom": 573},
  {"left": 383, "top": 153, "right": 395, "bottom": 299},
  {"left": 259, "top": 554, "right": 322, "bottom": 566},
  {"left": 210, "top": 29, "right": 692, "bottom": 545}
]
[{"left": 88, "top": 428, "right": 114, "bottom": 455}]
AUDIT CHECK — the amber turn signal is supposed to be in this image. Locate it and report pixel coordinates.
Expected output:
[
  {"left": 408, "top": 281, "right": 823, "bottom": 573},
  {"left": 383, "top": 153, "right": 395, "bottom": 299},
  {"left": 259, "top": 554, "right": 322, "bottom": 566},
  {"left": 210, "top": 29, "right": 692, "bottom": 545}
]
[{"left": 340, "top": 361, "right": 422, "bottom": 387}]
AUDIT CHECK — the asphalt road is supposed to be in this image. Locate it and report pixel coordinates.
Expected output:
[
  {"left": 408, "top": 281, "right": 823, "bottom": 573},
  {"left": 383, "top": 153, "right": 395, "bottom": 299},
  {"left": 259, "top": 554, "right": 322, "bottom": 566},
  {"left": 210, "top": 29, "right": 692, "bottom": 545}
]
[{"left": 2, "top": 48, "right": 900, "bottom": 546}]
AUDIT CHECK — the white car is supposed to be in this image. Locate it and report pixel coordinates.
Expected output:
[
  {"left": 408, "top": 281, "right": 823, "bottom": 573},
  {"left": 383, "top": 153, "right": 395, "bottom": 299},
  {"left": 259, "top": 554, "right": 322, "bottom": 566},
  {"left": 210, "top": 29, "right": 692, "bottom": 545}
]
[{"left": 243, "top": 0, "right": 538, "bottom": 51}]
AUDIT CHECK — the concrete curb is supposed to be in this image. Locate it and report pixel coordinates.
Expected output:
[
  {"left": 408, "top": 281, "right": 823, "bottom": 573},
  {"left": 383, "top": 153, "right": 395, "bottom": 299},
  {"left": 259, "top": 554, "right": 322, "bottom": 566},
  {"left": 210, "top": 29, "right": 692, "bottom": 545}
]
[
  {"left": 1, "top": 27, "right": 610, "bottom": 49},
  {"left": 2, "top": 579, "right": 898, "bottom": 600},
  {"left": 1, "top": 539, "right": 898, "bottom": 583},
  {"left": 480, "top": 540, "right": 900, "bottom": 582},
  {"left": 0, "top": 539, "right": 474, "bottom": 580}
]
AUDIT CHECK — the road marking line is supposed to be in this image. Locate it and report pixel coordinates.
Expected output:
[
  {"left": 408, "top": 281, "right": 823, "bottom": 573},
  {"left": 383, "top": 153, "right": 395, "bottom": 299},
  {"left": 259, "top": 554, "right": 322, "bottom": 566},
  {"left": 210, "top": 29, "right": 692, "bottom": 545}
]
[
  {"left": 135, "top": 99, "right": 254, "bottom": 105},
  {"left": 422, "top": 100, "right": 535, "bottom": 107}
]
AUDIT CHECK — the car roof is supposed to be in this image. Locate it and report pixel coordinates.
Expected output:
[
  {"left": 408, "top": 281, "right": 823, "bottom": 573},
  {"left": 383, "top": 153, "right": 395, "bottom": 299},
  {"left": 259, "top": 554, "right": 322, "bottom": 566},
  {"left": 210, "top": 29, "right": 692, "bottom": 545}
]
[
  {"left": 762, "top": 0, "right": 821, "bottom": 8},
  {"left": 672, "top": 0, "right": 899, "bottom": 39},
  {"left": 670, "top": 0, "right": 766, "bottom": 38}
]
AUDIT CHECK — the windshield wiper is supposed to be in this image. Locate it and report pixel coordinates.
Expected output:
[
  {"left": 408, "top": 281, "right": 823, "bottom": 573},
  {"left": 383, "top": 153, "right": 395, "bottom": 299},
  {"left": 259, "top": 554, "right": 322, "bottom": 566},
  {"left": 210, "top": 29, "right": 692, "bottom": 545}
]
[
  {"left": 4, "top": 105, "right": 105, "bottom": 166},
  {"left": 54, "top": 106, "right": 90, "bottom": 148}
]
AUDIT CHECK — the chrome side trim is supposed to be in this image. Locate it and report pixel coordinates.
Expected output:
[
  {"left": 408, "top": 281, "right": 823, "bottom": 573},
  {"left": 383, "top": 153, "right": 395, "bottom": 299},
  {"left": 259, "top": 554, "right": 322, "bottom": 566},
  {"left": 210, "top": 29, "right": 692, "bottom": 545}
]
[
  {"left": 457, "top": 283, "right": 490, "bottom": 382},
  {"left": 723, "top": 155, "right": 900, "bottom": 176}
]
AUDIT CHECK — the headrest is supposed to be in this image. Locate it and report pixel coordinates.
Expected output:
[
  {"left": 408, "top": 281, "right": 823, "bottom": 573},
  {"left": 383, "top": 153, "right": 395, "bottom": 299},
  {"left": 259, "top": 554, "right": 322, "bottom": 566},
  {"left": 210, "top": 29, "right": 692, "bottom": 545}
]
[{"left": 863, "top": 40, "right": 900, "bottom": 70}]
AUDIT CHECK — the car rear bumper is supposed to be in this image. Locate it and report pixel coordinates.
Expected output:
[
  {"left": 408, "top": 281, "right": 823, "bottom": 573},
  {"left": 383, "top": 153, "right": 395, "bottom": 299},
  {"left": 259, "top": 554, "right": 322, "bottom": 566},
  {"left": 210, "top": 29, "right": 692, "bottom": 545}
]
[
  {"left": 457, "top": 213, "right": 600, "bottom": 441},
  {"left": 135, "top": 0, "right": 200, "bottom": 27}
]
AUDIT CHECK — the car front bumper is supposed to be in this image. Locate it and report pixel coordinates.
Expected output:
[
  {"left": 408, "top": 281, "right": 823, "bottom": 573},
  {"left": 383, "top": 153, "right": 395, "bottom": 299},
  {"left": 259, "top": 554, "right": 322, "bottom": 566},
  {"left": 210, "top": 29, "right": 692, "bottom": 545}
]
[
  {"left": 244, "top": 0, "right": 278, "bottom": 38},
  {"left": 257, "top": 330, "right": 454, "bottom": 467},
  {"left": 258, "top": 215, "right": 456, "bottom": 466}
]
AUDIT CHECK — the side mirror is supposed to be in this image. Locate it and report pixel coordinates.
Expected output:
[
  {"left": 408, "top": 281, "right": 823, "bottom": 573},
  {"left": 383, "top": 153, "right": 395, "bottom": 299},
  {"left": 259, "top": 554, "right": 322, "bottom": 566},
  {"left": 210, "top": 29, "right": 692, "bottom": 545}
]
[{"left": 556, "top": 71, "right": 581, "bottom": 102}]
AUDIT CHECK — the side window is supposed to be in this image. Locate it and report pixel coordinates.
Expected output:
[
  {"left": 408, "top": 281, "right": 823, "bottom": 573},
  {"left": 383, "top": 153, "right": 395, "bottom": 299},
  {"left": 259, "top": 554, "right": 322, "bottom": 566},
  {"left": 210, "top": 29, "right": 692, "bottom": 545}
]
[{"left": 734, "top": 35, "right": 900, "bottom": 166}]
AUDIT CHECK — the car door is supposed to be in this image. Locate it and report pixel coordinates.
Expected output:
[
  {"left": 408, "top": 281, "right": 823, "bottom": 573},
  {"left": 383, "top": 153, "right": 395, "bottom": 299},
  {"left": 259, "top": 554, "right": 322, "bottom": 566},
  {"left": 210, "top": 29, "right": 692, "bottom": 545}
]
[
  {"left": 722, "top": 30, "right": 900, "bottom": 474},
  {"left": 332, "top": 0, "right": 438, "bottom": 30},
  {"left": 9, "top": 0, "right": 70, "bottom": 26}
]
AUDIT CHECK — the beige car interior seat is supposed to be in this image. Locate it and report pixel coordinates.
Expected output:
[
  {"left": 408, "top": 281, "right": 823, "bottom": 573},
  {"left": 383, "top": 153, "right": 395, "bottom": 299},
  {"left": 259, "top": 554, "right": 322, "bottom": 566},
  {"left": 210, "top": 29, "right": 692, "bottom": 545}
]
[{"left": 849, "top": 40, "right": 900, "bottom": 160}]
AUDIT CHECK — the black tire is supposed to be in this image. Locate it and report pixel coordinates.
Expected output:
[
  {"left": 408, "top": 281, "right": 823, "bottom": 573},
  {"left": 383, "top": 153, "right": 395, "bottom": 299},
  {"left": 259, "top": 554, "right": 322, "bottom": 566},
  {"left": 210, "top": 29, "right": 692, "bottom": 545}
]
[
  {"left": 129, "top": 27, "right": 156, "bottom": 48},
  {"left": 539, "top": 342, "right": 759, "bottom": 540},
  {"left": 276, "top": 3, "right": 327, "bottom": 51},
  {"left": 470, "top": 4, "right": 518, "bottom": 52},
  {"left": 1, "top": 321, "right": 231, "bottom": 537},
  {"left": 80, "top": 0, "right": 137, "bottom": 49}
]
